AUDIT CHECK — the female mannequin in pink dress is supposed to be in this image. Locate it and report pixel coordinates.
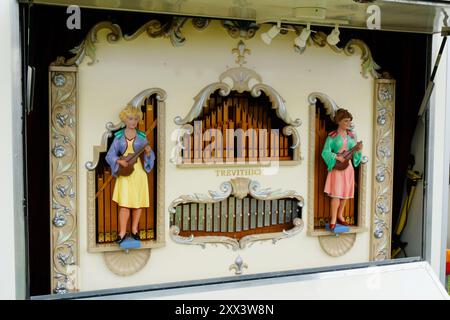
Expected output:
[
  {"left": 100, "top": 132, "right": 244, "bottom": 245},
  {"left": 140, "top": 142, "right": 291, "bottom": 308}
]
[{"left": 321, "top": 109, "right": 363, "bottom": 231}]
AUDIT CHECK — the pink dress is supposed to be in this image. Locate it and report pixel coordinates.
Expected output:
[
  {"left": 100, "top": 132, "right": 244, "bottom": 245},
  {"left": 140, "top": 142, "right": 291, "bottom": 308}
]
[{"left": 324, "top": 135, "right": 355, "bottom": 199}]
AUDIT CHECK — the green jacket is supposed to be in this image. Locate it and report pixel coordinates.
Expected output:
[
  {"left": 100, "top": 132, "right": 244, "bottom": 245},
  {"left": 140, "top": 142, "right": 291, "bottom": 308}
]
[{"left": 321, "top": 131, "right": 362, "bottom": 172}]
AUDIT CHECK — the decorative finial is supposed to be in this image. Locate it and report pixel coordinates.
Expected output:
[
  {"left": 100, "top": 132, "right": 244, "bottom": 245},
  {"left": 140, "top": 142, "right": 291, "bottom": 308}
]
[{"left": 232, "top": 40, "right": 251, "bottom": 67}]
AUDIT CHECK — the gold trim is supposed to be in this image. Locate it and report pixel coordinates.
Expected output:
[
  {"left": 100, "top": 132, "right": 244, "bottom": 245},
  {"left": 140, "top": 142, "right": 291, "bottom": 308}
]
[
  {"left": 49, "top": 66, "right": 79, "bottom": 293},
  {"left": 370, "top": 79, "right": 396, "bottom": 261}
]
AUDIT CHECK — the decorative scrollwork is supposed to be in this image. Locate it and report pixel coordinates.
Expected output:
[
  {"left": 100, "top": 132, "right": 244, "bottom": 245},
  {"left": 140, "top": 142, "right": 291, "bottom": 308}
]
[
  {"left": 289, "top": 26, "right": 381, "bottom": 79},
  {"left": 343, "top": 39, "right": 381, "bottom": 79},
  {"left": 308, "top": 92, "right": 339, "bottom": 121},
  {"left": 169, "top": 178, "right": 304, "bottom": 250},
  {"left": 173, "top": 82, "right": 231, "bottom": 125},
  {"left": 52, "top": 17, "right": 192, "bottom": 66},
  {"left": 192, "top": 17, "right": 210, "bottom": 30},
  {"left": 371, "top": 79, "right": 396, "bottom": 261},
  {"left": 125, "top": 17, "right": 188, "bottom": 47},
  {"left": 221, "top": 20, "right": 260, "bottom": 40},
  {"left": 173, "top": 43, "right": 302, "bottom": 163},
  {"left": 53, "top": 21, "right": 123, "bottom": 66},
  {"left": 50, "top": 68, "right": 78, "bottom": 293}
]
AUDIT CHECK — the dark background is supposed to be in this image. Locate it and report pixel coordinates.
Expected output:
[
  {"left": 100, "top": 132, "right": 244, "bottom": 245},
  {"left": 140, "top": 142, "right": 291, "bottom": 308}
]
[{"left": 22, "top": 4, "right": 429, "bottom": 296}]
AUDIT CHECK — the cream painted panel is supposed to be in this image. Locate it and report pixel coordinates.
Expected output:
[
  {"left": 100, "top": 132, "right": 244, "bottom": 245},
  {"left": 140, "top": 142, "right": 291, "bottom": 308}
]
[{"left": 77, "top": 21, "right": 374, "bottom": 291}]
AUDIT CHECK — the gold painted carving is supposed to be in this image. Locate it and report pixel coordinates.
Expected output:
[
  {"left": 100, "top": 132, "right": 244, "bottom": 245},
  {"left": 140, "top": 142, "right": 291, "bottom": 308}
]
[
  {"left": 371, "top": 79, "right": 396, "bottom": 261},
  {"left": 49, "top": 67, "right": 79, "bottom": 293}
]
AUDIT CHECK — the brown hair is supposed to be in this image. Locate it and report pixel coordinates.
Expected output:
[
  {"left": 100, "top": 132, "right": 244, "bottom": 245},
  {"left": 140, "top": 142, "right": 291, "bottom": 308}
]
[{"left": 334, "top": 108, "right": 353, "bottom": 124}]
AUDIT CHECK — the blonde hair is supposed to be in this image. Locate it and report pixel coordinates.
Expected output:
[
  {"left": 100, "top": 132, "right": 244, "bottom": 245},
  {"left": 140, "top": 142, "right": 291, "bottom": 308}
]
[{"left": 119, "top": 104, "right": 143, "bottom": 123}]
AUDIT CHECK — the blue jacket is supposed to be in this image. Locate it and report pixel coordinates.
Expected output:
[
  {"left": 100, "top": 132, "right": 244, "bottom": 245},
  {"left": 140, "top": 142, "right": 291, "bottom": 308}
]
[{"left": 105, "top": 129, "right": 155, "bottom": 177}]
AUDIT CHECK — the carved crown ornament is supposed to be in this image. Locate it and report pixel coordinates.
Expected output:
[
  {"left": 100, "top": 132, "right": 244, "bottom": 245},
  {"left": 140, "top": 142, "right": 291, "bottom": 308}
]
[
  {"left": 51, "top": 17, "right": 381, "bottom": 79},
  {"left": 169, "top": 177, "right": 304, "bottom": 250}
]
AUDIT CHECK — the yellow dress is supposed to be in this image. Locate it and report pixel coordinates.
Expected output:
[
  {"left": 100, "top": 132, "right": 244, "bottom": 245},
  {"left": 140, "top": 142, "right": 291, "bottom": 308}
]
[{"left": 112, "top": 138, "right": 149, "bottom": 208}]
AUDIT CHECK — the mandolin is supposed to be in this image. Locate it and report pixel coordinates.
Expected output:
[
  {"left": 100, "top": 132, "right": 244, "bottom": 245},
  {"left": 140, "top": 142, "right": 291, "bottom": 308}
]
[
  {"left": 333, "top": 141, "right": 362, "bottom": 170},
  {"left": 118, "top": 142, "right": 150, "bottom": 177}
]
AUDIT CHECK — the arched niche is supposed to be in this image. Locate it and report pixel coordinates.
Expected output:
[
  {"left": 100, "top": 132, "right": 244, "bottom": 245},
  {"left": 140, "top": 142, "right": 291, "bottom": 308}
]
[{"left": 171, "top": 63, "right": 302, "bottom": 167}]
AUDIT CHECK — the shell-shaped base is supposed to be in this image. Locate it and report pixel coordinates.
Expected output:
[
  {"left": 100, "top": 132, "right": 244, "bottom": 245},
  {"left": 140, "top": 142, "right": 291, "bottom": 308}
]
[
  {"left": 318, "top": 233, "right": 356, "bottom": 257},
  {"left": 103, "top": 249, "right": 151, "bottom": 276}
]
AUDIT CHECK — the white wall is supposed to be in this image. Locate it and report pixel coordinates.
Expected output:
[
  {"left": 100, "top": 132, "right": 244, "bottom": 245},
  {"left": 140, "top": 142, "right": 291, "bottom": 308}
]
[
  {"left": 425, "top": 33, "right": 449, "bottom": 283},
  {"left": 76, "top": 21, "right": 375, "bottom": 291},
  {"left": 0, "top": 0, "right": 25, "bottom": 299}
]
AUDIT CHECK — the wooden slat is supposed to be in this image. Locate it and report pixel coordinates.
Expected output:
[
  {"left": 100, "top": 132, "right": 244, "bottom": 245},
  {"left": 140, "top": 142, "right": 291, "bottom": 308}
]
[
  {"left": 271, "top": 199, "right": 278, "bottom": 225},
  {"left": 146, "top": 102, "right": 155, "bottom": 238},
  {"left": 223, "top": 122, "right": 229, "bottom": 161},
  {"left": 223, "top": 100, "right": 229, "bottom": 123},
  {"left": 97, "top": 175, "right": 104, "bottom": 242},
  {"left": 264, "top": 200, "right": 271, "bottom": 226},
  {"left": 250, "top": 198, "right": 257, "bottom": 229},
  {"left": 278, "top": 199, "right": 285, "bottom": 224},
  {"left": 286, "top": 199, "right": 292, "bottom": 223},
  {"left": 182, "top": 129, "right": 189, "bottom": 162},
  {"left": 213, "top": 202, "right": 220, "bottom": 232},
  {"left": 111, "top": 181, "right": 118, "bottom": 240},
  {"left": 217, "top": 105, "right": 223, "bottom": 125},
  {"left": 235, "top": 198, "right": 242, "bottom": 232},
  {"left": 257, "top": 200, "right": 264, "bottom": 228},
  {"left": 104, "top": 171, "right": 111, "bottom": 242},
  {"left": 228, "top": 197, "right": 235, "bottom": 232},
  {"left": 182, "top": 204, "right": 190, "bottom": 231},
  {"left": 259, "top": 128, "right": 268, "bottom": 161},
  {"left": 198, "top": 203, "right": 205, "bottom": 231},
  {"left": 175, "top": 205, "right": 182, "bottom": 228},
  {"left": 190, "top": 133, "right": 193, "bottom": 163},
  {"left": 221, "top": 199, "right": 228, "bottom": 232},
  {"left": 243, "top": 198, "right": 250, "bottom": 231},
  {"left": 314, "top": 109, "right": 319, "bottom": 227},
  {"left": 190, "top": 203, "right": 197, "bottom": 231},
  {"left": 216, "top": 124, "right": 223, "bottom": 160},
  {"left": 194, "top": 120, "right": 202, "bottom": 163},
  {"left": 236, "top": 102, "right": 242, "bottom": 126},
  {"left": 318, "top": 130, "right": 324, "bottom": 226},
  {"left": 206, "top": 203, "right": 213, "bottom": 232}
]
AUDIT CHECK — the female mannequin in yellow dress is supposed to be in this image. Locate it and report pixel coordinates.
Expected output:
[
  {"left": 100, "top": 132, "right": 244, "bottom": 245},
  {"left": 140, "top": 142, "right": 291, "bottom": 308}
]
[{"left": 106, "top": 105, "right": 155, "bottom": 243}]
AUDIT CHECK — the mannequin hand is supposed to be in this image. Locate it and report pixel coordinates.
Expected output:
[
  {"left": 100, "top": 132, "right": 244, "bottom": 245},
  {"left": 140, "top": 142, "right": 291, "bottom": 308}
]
[
  {"left": 336, "top": 156, "right": 345, "bottom": 162},
  {"left": 144, "top": 145, "right": 152, "bottom": 156},
  {"left": 117, "top": 159, "right": 129, "bottom": 167}
]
